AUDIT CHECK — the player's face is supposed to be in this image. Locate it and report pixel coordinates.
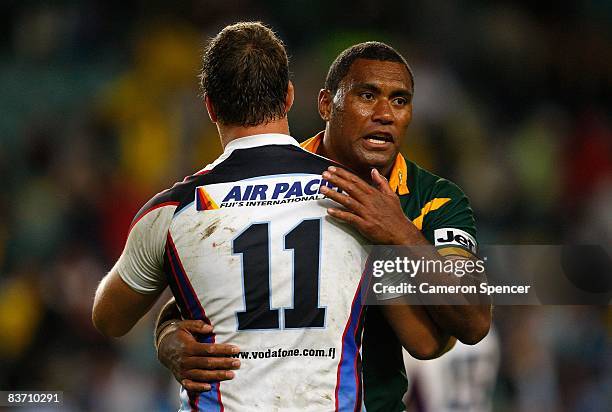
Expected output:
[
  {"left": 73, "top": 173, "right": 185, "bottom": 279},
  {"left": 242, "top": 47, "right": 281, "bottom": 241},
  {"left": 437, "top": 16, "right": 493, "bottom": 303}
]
[{"left": 321, "top": 59, "right": 413, "bottom": 177}]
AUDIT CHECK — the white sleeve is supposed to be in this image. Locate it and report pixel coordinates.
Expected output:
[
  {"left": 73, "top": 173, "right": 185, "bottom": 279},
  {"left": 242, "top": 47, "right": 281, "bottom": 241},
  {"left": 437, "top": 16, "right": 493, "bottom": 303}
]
[{"left": 113, "top": 205, "right": 176, "bottom": 294}]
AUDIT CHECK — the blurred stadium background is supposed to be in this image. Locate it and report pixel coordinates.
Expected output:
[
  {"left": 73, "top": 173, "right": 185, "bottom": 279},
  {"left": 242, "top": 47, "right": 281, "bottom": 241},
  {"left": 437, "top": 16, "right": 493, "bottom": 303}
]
[{"left": 0, "top": 1, "right": 610, "bottom": 411}]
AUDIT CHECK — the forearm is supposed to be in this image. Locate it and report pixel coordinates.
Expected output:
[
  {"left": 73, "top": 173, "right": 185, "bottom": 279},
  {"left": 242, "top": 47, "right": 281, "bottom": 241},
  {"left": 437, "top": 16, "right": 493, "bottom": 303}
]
[
  {"left": 381, "top": 303, "right": 455, "bottom": 359},
  {"left": 427, "top": 304, "right": 491, "bottom": 345},
  {"left": 418, "top": 261, "right": 491, "bottom": 344},
  {"left": 397, "top": 231, "right": 492, "bottom": 344}
]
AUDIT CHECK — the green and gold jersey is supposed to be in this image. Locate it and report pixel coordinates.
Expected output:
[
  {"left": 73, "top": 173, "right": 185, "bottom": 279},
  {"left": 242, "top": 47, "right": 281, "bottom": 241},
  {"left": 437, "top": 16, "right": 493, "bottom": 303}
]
[
  {"left": 361, "top": 155, "right": 478, "bottom": 412},
  {"left": 398, "top": 156, "right": 477, "bottom": 257},
  {"left": 302, "top": 133, "right": 478, "bottom": 412}
]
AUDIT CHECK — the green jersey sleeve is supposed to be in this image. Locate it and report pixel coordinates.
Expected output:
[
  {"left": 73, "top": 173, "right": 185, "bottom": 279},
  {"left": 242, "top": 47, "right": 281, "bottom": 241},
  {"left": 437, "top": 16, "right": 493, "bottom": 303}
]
[{"left": 421, "top": 179, "right": 478, "bottom": 257}]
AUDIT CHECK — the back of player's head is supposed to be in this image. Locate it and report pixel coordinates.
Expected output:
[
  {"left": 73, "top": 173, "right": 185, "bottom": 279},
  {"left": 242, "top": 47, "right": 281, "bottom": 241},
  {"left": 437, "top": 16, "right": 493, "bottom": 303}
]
[
  {"left": 324, "top": 41, "right": 414, "bottom": 94},
  {"left": 200, "top": 22, "right": 289, "bottom": 127}
]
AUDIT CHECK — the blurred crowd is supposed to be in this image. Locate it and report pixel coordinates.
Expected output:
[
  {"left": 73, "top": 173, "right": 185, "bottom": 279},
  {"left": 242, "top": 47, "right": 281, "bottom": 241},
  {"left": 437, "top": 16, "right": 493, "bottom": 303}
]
[{"left": 0, "top": 1, "right": 610, "bottom": 411}]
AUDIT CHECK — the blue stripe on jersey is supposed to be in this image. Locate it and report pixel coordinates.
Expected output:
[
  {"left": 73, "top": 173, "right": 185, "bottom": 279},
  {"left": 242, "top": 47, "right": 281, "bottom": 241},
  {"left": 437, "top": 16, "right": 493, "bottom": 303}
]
[
  {"left": 197, "top": 383, "right": 223, "bottom": 412},
  {"left": 335, "top": 273, "right": 367, "bottom": 412},
  {"left": 196, "top": 334, "right": 224, "bottom": 412},
  {"left": 166, "top": 234, "right": 206, "bottom": 321}
]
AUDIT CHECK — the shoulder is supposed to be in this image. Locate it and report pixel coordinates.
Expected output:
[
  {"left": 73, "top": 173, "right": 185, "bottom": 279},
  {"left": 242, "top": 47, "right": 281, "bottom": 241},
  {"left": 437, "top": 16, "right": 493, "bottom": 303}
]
[
  {"left": 133, "top": 143, "right": 342, "bottom": 222},
  {"left": 405, "top": 159, "right": 468, "bottom": 202},
  {"left": 403, "top": 159, "right": 478, "bottom": 254},
  {"left": 130, "top": 174, "right": 208, "bottom": 230}
]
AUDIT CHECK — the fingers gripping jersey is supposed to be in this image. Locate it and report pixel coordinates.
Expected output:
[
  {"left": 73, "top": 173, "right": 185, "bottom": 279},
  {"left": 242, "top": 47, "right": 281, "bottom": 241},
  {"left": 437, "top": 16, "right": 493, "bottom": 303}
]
[{"left": 116, "top": 134, "right": 369, "bottom": 412}]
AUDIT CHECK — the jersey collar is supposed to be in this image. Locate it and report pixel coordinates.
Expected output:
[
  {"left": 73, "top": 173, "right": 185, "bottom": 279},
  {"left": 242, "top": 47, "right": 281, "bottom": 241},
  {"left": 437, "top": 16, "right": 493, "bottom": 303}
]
[
  {"left": 301, "top": 131, "right": 409, "bottom": 195},
  {"left": 199, "top": 134, "right": 300, "bottom": 174},
  {"left": 224, "top": 133, "right": 300, "bottom": 153}
]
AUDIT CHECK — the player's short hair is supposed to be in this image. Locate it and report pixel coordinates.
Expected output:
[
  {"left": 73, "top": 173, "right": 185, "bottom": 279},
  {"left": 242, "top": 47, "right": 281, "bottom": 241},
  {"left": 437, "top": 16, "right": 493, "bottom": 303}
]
[
  {"left": 199, "top": 22, "right": 289, "bottom": 127},
  {"left": 324, "top": 41, "right": 414, "bottom": 94}
]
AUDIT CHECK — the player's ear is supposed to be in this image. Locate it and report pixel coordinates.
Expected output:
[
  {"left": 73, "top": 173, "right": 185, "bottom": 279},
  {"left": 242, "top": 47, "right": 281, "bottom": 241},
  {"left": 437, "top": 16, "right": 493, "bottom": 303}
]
[
  {"left": 318, "top": 89, "right": 332, "bottom": 122},
  {"left": 284, "top": 81, "right": 295, "bottom": 114},
  {"left": 204, "top": 95, "right": 217, "bottom": 123}
]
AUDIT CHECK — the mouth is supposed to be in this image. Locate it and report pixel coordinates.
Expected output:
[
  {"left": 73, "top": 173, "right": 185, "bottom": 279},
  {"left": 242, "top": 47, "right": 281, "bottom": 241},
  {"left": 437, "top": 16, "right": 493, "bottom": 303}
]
[{"left": 362, "top": 132, "right": 394, "bottom": 147}]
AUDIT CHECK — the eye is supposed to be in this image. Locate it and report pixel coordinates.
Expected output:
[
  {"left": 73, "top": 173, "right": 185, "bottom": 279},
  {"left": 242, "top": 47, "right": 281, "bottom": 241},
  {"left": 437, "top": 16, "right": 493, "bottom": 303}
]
[
  {"left": 392, "top": 97, "right": 409, "bottom": 106},
  {"left": 360, "top": 92, "right": 375, "bottom": 101}
]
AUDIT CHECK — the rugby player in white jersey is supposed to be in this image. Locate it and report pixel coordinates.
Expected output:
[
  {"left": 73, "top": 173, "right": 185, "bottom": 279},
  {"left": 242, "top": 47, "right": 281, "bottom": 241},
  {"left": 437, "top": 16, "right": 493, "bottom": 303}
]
[{"left": 92, "top": 23, "right": 454, "bottom": 412}]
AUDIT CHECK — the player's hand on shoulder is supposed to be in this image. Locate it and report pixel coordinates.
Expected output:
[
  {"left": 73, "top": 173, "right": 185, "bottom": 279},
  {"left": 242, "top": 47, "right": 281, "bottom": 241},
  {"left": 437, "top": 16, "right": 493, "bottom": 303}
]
[
  {"left": 321, "top": 167, "right": 420, "bottom": 245},
  {"left": 156, "top": 319, "right": 241, "bottom": 392}
]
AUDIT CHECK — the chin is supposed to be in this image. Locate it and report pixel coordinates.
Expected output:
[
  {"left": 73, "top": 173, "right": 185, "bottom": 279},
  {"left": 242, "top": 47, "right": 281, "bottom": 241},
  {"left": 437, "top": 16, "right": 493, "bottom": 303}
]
[{"left": 359, "top": 153, "right": 394, "bottom": 169}]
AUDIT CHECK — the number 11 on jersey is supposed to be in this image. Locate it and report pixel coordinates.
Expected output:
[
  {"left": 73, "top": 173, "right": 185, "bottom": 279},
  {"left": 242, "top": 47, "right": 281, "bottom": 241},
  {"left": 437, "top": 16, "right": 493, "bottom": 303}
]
[{"left": 233, "top": 219, "right": 326, "bottom": 331}]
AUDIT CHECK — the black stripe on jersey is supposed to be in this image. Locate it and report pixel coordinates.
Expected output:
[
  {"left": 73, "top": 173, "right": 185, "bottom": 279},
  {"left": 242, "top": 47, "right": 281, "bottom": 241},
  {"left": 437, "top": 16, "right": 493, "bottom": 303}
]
[
  {"left": 172, "top": 144, "right": 343, "bottom": 214},
  {"left": 129, "top": 185, "right": 192, "bottom": 229}
]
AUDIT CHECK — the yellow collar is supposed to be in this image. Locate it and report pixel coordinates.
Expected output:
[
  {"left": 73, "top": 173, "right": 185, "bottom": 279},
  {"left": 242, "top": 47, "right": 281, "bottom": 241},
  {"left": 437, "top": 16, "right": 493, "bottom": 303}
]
[{"left": 301, "top": 132, "right": 409, "bottom": 195}]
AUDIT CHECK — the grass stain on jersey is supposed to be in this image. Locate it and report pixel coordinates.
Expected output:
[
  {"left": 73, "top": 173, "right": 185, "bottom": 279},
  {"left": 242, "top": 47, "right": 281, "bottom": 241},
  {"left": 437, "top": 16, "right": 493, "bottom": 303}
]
[{"left": 201, "top": 218, "right": 221, "bottom": 240}]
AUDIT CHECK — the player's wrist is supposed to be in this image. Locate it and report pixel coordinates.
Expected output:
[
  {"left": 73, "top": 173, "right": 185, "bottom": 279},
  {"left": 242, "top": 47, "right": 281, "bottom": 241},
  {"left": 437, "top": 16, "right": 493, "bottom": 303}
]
[
  {"left": 154, "top": 320, "right": 180, "bottom": 353},
  {"left": 393, "top": 218, "right": 426, "bottom": 246}
]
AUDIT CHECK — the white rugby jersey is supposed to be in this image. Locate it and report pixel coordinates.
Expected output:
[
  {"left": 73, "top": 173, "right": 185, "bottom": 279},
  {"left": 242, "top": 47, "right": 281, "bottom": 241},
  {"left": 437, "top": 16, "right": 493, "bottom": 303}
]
[
  {"left": 403, "top": 328, "right": 500, "bottom": 412},
  {"left": 115, "top": 134, "right": 369, "bottom": 412}
]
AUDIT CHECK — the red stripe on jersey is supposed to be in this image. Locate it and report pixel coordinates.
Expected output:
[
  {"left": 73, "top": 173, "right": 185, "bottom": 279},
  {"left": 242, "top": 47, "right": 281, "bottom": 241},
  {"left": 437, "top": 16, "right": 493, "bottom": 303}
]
[
  {"left": 187, "top": 168, "right": 212, "bottom": 179},
  {"left": 217, "top": 380, "right": 225, "bottom": 412},
  {"left": 190, "top": 391, "right": 198, "bottom": 412},
  {"left": 128, "top": 201, "right": 179, "bottom": 234}
]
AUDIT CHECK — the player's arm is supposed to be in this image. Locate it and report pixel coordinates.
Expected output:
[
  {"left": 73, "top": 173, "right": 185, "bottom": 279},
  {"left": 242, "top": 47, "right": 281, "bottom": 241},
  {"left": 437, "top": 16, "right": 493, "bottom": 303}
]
[
  {"left": 411, "top": 254, "right": 491, "bottom": 345},
  {"left": 154, "top": 298, "right": 241, "bottom": 392},
  {"left": 93, "top": 270, "right": 163, "bottom": 337},
  {"left": 92, "top": 204, "right": 173, "bottom": 337},
  {"left": 415, "top": 182, "right": 492, "bottom": 345},
  {"left": 321, "top": 166, "right": 491, "bottom": 345},
  {"left": 380, "top": 303, "right": 456, "bottom": 359}
]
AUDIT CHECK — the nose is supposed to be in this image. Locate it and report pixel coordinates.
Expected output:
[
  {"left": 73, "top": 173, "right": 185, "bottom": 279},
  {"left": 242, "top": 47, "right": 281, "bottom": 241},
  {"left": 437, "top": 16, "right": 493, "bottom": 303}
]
[{"left": 371, "top": 99, "right": 394, "bottom": 125}]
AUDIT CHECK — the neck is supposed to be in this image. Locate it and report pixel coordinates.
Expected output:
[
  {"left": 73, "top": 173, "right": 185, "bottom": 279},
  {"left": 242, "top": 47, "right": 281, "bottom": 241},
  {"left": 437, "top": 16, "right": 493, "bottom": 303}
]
[{"left": 218, "top": 118, "right": 290, "bottom": 148}]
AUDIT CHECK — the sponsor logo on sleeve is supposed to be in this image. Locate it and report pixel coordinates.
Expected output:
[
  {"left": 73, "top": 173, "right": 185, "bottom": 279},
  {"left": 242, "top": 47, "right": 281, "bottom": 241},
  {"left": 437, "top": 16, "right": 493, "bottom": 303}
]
[{"left": 434, "top": 228, "right": 477, "bottom": 254}]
